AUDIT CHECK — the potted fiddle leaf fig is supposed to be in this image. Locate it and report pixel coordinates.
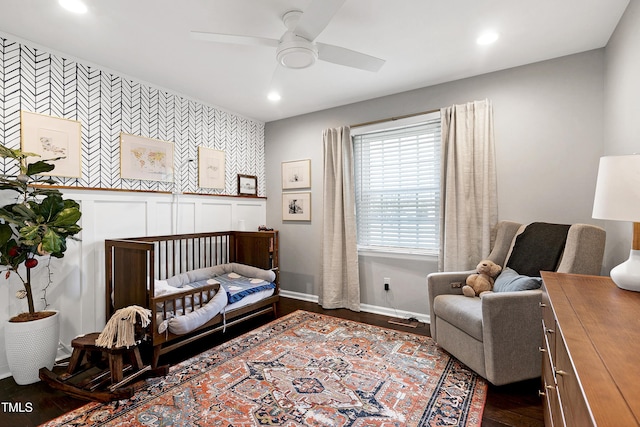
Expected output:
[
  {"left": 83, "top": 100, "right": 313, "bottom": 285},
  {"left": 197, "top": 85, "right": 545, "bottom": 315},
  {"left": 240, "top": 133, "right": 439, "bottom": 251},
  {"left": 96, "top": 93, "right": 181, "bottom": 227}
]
[{"left": 0, "top": 143, "right": 82, "bottom": 384}]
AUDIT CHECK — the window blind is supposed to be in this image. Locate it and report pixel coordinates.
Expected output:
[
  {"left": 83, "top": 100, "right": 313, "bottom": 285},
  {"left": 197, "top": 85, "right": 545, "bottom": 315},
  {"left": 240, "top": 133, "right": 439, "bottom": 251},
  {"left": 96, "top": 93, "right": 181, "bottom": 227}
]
[{"left": 353, "top": 117, "right": 441, "bottom": 254}]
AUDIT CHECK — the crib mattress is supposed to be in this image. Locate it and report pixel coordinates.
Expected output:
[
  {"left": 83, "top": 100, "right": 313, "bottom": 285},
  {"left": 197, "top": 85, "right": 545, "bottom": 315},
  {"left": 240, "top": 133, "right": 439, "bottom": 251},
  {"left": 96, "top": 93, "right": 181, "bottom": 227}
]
[{"left": 153, "top": 263, "right": 277, "bottom": 335}]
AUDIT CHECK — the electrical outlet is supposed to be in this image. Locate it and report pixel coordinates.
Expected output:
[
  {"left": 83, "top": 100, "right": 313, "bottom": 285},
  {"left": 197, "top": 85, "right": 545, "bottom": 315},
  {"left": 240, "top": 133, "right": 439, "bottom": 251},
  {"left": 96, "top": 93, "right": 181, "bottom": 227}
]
[{"left": 384, "top": 277, "right": 390, "bottom": 291}]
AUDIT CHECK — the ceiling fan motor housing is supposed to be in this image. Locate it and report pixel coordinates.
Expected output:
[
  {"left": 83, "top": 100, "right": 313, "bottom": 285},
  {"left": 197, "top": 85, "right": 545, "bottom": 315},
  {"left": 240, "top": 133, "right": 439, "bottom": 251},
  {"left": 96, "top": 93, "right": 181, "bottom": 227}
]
[{"left": 276, "top": 33, "right": 318, "bottom": 69}]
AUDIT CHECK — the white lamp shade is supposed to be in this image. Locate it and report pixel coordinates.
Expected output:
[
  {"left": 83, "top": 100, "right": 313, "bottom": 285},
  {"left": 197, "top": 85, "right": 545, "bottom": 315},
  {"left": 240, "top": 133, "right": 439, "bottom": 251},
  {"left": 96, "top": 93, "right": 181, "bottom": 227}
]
[{"left": 592, "top": 155, "right": 640, "bottom": 222}]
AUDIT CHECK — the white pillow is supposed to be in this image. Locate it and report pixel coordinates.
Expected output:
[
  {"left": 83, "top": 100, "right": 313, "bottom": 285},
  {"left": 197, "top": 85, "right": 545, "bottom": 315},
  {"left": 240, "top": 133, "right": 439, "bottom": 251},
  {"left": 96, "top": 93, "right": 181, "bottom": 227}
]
[{"left": 154, "top": 280, "right": 193, "bottom": 297}]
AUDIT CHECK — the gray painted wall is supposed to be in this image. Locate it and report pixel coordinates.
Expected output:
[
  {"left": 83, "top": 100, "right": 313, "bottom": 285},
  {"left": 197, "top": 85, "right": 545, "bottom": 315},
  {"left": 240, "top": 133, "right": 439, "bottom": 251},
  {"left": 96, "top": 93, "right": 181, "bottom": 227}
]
[
  {"left": 603, "top": 0, "right": 640, "bottom": 274},
  {"left": 265, "top": 50, "right": 605, "bottom": 317}
]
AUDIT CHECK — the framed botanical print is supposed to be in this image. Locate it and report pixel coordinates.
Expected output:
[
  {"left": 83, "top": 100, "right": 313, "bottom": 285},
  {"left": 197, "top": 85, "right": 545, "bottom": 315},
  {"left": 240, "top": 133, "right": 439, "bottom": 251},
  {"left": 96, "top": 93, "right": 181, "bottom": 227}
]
[
  {"left": 198, "top": 146, "right": 226, "bottom": 190},
  {"left": 282, "top": 159, "right": 311, "bottom": 189},
  {"left": 20, "top": 111, "right": 82, "bottom": 178}
]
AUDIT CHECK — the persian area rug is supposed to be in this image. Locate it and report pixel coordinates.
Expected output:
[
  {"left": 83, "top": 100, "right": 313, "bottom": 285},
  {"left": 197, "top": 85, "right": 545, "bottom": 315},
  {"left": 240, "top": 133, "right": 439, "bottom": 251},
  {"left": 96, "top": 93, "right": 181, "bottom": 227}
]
[{"left": 42, "top": 310, "right": 487, "bottom": 427}]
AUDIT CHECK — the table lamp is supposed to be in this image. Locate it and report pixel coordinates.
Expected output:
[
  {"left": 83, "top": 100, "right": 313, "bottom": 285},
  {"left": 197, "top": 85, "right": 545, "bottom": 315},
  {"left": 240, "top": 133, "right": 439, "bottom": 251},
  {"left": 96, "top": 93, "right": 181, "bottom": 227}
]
[{"left": 592, "top": 154, "right": 640, "bottom": 291}]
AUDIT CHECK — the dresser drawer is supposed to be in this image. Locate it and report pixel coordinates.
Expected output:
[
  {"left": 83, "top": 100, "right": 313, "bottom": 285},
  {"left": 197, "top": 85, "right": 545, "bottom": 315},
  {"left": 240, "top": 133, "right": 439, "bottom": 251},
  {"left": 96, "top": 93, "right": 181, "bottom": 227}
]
[
  {"left": 541, "top": 285, "right": 563, "bottom": 426},
  {"left": 542, "top": 343, "right": 564, "bottom": 427},
  {"left": 541, "top": 290, "right": 557, "bottom": 364},
  {"left": 555, "top": 333, "right": 594, "bottom": 427}
]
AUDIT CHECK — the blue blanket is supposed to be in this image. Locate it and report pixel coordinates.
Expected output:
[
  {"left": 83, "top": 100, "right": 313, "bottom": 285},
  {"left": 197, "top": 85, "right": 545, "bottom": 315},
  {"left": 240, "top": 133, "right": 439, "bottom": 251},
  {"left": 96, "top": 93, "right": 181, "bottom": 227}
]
[{"left": 212, "top": 273, "right": 276, "bottom": 304}]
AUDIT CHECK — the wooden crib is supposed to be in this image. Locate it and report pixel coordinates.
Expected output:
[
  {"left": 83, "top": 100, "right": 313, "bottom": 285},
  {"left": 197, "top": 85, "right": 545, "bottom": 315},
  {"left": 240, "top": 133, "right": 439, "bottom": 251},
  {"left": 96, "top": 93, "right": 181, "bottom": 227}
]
[{"left": 105, "top": 230, "right": 279, "bottom": 367}]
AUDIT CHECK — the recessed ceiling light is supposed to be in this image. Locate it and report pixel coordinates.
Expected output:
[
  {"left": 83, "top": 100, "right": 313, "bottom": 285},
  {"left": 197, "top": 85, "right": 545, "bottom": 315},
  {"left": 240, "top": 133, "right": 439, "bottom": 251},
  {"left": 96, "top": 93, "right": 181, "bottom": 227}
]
[
  {"left": 267, "top": 91, "right": 281, "bottom": 102},
  {"left": 59, "top": 0, "right": 88, "bottom": 14},
  {"left": 476, "top": 31, "right": 499, "bottom": 45}
]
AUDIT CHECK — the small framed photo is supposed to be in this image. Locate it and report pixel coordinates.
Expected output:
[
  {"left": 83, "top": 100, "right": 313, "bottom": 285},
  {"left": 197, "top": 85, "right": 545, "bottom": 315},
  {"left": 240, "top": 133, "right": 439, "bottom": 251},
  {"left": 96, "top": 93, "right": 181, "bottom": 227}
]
[
  {"left": 120, "top": 133, "right": 174, "bottom": 182},
  {"left": 282, "top": 159, "right": 311, "bottom": 189},
  {"left": 20, "top": 110, "right": 82, "bottom": 178},
  {"left": 198, "top": 146, "right": 226, "bottom": 189},
  {"left": 237, "top": 174, "right": 257, "bottom": 196},
  {"left": 282, "top": 192, "right": 311, "bottom": 221}
]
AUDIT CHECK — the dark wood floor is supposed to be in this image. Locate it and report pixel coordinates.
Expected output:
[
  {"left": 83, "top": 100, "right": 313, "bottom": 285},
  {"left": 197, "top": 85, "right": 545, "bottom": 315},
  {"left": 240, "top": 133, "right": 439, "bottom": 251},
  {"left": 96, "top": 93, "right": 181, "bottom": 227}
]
[{"left": 0, "top": 297, "right": 544, "bottom": 426}]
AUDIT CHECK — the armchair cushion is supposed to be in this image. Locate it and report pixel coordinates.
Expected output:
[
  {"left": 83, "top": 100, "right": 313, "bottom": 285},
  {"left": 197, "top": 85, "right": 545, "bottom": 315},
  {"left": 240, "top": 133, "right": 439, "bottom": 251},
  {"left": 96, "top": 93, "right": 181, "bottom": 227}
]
[
  {"left": 433, "top": 295, "right": 483, "bottom": 341},
  {"left": 493, "top": 267, "right": 542, "bottom": 292}
]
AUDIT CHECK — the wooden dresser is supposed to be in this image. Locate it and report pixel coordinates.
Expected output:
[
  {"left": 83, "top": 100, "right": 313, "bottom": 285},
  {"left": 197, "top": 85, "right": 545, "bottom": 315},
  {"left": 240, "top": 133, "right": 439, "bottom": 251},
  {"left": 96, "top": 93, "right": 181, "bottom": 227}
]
[{"left": 540, "top": 272, "right": 640, "bottom": 426}]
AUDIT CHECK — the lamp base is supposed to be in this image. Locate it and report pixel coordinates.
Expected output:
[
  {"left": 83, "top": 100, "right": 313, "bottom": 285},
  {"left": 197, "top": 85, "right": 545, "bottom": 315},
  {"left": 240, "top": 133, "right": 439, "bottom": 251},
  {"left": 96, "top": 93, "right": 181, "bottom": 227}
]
[{"left": 611, "top": 250, "right": 640, "bottom": 292}]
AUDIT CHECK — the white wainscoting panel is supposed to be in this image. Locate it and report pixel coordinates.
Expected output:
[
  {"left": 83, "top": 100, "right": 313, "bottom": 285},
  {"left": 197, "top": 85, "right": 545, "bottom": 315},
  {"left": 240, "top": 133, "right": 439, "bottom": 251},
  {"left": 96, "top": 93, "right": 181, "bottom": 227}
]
[
  {"left": 94, "top": 200, "right": 149, "bottom": 240},
  {"left": 236, "top": 202, "right": 268, "bottom": 231},
  {"left": 200, "top": 202, "right": 234, "bottom": 232}
]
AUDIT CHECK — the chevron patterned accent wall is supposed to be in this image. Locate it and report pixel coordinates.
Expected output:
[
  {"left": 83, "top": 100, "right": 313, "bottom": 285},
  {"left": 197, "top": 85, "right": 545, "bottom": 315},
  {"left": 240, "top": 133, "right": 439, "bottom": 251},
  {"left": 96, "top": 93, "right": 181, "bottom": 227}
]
[{"left": 0, "top": 36, "right": 266, "bottom": 196}]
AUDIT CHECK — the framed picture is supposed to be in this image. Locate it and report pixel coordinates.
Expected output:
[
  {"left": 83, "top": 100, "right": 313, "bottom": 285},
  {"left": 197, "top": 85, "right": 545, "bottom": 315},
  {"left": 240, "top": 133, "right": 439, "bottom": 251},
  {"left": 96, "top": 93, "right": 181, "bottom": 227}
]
[
  {"left": 120, "top": 133, "right": 174, "bottom": 182},
  {"left": 237, "top": 174, "right": 257, "bottom": 196},
  {"left": 198, "top": 146, "right": 226, "bottom": 189},
  {"left": 282, "top": 192, "right": 311, "bottom": 221},
  {"left": 282, "top": 159, "right": 311, "bottom": 189},
  {"left": 20, "top": 110, "right": 82, "bottom": 178}
]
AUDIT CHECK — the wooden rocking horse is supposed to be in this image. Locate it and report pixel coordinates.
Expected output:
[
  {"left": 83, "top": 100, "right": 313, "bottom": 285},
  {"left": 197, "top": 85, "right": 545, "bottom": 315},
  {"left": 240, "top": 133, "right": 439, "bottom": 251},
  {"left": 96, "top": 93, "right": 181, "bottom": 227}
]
[{"left": 40, "top": 305, "right": 169, "bottom": 402}]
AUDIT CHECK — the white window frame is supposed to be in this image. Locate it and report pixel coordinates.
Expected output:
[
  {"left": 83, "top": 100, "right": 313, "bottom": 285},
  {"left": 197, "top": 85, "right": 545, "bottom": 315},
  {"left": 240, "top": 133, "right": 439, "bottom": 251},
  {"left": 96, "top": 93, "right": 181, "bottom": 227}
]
[{"left": 352, "top": 111, "right": 441, "bottom": 256}]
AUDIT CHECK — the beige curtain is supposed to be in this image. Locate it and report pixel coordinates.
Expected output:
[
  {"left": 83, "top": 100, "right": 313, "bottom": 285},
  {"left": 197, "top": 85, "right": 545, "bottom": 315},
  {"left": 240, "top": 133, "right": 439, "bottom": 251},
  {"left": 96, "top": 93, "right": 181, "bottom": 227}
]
[
  {"left": 321, "top": 126, "right": 360, "bottom": 311},
  {"left": 439, "top": 99, "right": 498, "bottom": 271}
]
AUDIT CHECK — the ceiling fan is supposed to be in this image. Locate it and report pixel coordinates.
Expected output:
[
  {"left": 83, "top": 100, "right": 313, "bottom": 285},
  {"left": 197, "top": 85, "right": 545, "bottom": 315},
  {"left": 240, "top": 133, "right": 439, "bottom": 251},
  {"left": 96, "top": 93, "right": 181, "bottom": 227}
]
[{"left": 190, "top": 0, "right": 385, "bottom": 72}]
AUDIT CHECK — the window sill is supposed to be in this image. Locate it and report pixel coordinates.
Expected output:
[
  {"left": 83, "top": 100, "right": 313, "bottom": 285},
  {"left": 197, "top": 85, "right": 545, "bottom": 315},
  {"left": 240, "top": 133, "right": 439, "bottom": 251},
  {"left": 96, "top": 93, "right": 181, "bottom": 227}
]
[{"left": 357, "top": 247, "right": 438, "bottom": 262}]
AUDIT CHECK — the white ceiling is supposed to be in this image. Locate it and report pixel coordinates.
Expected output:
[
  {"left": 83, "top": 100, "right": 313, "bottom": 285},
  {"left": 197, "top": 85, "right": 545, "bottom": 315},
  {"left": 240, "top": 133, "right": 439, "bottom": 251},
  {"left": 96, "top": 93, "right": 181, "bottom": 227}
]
[{"left": 0, "top": 0, "right": 630, "bottom": 123}]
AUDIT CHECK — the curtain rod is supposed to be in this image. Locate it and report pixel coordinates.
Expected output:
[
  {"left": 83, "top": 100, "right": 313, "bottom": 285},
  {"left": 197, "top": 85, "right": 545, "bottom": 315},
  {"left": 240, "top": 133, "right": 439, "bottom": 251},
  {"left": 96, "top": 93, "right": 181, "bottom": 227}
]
[{"left": 350, "top": 108, "right": 441, "bottom": 129}]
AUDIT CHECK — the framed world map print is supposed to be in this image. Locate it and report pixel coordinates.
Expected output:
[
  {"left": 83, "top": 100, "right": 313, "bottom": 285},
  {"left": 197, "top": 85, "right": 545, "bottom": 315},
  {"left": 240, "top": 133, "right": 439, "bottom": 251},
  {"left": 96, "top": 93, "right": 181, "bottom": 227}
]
[{"left": 120, "top": 133, "right": 174, "bottom": 182}]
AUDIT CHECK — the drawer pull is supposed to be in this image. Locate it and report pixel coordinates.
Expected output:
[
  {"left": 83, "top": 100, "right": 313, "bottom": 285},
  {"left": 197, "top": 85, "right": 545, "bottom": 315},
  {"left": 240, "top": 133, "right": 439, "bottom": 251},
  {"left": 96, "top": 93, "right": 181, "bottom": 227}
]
[
  {"left": 556, "top": 369, "right": 568, "bottom": 376},
  {"left": 538, "top": 390, "right": 546, "bottom": 397},
  {"left": 545, "top": 328, "right": 555, "bottom": 334},
  {"left": 539, "top": 302, "right": 547, "bottom": 308},
  {"left": 546, "top": 385, "right": 555, "bottom": 391},
  {"left": 539, "top": 347, "right": 547, "bottom": 353}
]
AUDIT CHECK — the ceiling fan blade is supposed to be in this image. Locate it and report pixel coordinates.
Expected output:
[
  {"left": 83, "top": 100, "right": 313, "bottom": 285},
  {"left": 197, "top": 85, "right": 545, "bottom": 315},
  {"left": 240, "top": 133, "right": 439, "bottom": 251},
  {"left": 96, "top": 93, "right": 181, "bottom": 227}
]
[
  {"left": 190, "top": 31, "right": 279, "bottom": 48},
  {"left": 316, "top": 43, "right": 385, "bottom": 72},
  {"left": 294, "top": 0, "right": 346, "bottom": 41},
  {"left": 268, "top": 64, "right": 286, "bottom": 96}
]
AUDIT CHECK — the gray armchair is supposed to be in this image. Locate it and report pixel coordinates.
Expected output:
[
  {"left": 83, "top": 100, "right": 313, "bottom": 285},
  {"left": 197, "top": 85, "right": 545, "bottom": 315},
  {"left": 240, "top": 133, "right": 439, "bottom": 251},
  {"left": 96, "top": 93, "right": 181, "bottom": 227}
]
[{"left": 427, "top": 221, "right": 605, "bottom": 385}]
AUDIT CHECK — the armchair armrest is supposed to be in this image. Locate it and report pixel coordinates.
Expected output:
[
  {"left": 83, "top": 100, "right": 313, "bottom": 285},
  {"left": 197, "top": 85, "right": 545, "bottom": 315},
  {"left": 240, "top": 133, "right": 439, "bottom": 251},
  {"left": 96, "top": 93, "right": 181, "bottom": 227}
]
[
  {"left": 481, "top": 289, "right": 543, "bottom": 385},
  {"left": 427, "top": 270, "right": 473, "bottom": 338}
]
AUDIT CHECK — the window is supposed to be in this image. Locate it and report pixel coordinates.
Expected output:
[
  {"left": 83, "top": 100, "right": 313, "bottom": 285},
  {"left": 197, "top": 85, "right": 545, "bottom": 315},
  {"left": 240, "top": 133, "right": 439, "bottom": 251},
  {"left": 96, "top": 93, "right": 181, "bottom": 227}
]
[{"left": 353, "top": 113, "right": 441, "bottom": 255}]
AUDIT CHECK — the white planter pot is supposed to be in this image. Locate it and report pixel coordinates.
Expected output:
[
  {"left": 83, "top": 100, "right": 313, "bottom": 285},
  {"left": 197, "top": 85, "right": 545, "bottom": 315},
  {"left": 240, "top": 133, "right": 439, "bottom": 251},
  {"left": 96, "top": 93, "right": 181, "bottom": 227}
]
[{"left": 4, "top": 310, "right": 60, "bottom": 385}]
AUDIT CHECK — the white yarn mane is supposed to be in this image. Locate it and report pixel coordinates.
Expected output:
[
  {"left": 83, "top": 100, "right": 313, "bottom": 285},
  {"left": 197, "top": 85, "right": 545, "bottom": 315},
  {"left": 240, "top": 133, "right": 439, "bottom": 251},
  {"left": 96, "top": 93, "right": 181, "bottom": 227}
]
[{"left": 95, "top": 305, "right": 151, "bottom": 349}]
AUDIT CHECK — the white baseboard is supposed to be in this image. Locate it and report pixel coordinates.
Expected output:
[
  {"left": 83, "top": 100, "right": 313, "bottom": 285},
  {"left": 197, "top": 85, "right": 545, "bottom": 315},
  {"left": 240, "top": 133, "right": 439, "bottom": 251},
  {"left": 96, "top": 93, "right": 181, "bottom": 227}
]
[
  {"left": 279, "top": 290, "right": 319, "bottom": 303},
  {"left": 359, "top": 303, "right": 431, "bottom": 324},
  {"left": 279, "top": 290, "right": 431, "bottom": 325}
]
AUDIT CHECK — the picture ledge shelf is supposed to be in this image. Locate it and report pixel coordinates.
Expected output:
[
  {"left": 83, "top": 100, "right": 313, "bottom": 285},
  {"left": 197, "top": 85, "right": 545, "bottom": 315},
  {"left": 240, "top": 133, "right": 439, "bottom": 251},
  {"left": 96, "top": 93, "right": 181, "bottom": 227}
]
[{"left": 32, "top": 184, "right": 267, "bottom": 199}]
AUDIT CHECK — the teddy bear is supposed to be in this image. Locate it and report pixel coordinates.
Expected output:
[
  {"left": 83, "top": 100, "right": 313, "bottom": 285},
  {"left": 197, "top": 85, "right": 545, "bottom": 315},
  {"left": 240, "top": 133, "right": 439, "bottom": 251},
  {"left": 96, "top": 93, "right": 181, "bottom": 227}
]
[{"left": 462, "top": 259, "right": 502, "bottom": 297}]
